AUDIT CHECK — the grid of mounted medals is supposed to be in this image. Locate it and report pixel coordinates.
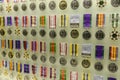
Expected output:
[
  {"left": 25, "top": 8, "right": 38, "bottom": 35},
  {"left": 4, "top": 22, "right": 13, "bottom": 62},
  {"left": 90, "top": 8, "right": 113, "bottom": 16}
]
[{"left": 0, "top": 0, "right": 120, "bottom": 80}]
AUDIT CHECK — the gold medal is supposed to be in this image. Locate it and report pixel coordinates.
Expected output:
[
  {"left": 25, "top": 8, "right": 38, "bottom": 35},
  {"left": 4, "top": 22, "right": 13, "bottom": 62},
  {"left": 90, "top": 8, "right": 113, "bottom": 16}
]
[{"left": 59, "top": 0, "right": 67, "bottom": 10}]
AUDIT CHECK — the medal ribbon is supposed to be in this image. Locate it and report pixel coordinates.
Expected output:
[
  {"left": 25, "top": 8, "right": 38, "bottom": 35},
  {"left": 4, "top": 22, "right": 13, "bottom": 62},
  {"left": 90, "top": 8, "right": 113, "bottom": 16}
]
[
  {"left": 70, "top": 44, "right": 78, "bottom": 56},
  {"left": 109, "top": 46, "right": 118, "bottom": 61},
  {"left": 59, "top": 42, "right": 67, "bottom": 56},
  {"left": 40, "top": 16, "right": 46, "bottom": 27},
  {"left": 0, "top": 16, "right": 5, "bottom": 27},
  {"left": 49, "top": 15, "right": 56, "bottom": 29},
  {"left": 40, "top": 41, "right": 46, "bottom": 53},
  {"left": 50, "top": 42, "right": 56, "bottom": 54},
  {"left": 8, "top": 40, "right": 13, "bottom": 50},
  {"left": 96, "top": 14, "right": 105, "bottom": 28}
]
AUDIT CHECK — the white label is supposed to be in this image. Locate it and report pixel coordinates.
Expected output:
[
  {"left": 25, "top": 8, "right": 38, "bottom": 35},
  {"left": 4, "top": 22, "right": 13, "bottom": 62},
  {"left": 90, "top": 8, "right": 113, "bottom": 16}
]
[
  {"left": 94, "top": 75, "right": 104, "bottom": 80},
  {"left": 70, "top": 15, "right": 80, "bottom": 24},
  {"left": 82, "top": 44, "right": 92, "bottom": 55}
]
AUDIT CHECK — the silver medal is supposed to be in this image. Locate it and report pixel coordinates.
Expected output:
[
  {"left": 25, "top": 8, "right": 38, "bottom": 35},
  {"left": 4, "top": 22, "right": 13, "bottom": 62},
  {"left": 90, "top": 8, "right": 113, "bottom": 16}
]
[
  {"left": 7, "top": 28, "right": 12, "bottom": 35},
  {"left": 70, "top": 58, "right": 78, "bottom": 67},
  {"left": 39, "top": 29, "right": 46, "bottom": 37},
  {"left": 30, "top": 2, "right": 36, "bottom": 10},
  {"left": 49, "top": 56, "right": 56, "bottom": 64},
  {"left": 2, "top": 51, "right": 7, "bottom": 57},
  {"left": 39, "top": 2, "right": 46, "bottom": 11},
  {"left": 31, "top": 54, "right": 37, "bottom": 61},
  {"left": 94, "top": 62, "right": 103, "bottom": 71},
  {"left": 22, "top": 29, "right": 28, "bottom": 36},
  {"left": 83, "top": 0, "right": 92, "bottom": 9},
  {"left": 71, "top": 0, "right": 79, "bottom": 10},
  {"left": 49, "top": 1, "right": 56, "bottom": 10},
  {"left": 59, "top": 0, "right": 67, "bottom": 10},
  {"left": 16, "top": 52, "right": 21, "bottom": 58},
  {"left": 40, "top": 55, "right": 46, "bottom": 63},
  {"left": 108, "top": 63, "right": 118, "bottom": 73},
  {"left": 49, "top": 30, "right": 56, "bottom": 39},
  {"left": 13, "top": 5, "right": 19, "bottom": 11},
  {"left": 59, "top": 57, "right": 67, "bottom": 66},
  {"left": 21, "top": 4, "right": 27, "bottom": 11},
  {"left": 31, "top": 29, "right": 37, "bottom": 36},
  {"left": 111, "top": 0, "right": 119, "bottom": 7}
]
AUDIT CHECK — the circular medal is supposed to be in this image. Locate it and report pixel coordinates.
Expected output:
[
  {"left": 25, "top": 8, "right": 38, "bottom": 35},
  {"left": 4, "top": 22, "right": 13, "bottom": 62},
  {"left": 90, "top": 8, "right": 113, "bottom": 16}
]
[
  {"left": 30, "top": 2, "right": 36, "bottom": 10},
  {"left": 39, "top": 2, "right": 46, "bottom": 11},
  {"left": 59, "top": 0, "right": 67, "bottom": 10},
  {"left": 13, "top": 5, "right": 19, "bottom": 11},
  {"left": 111, "top": 0, "right": 119, "bottom": 7},
  {"left": 71, "top": 0, "right": 79, "bottom": 10},
  {"left": 83, "top": 0, "right": 92, "bottom": 9},
  {"left": 49, "top": 1, "right": 56, "bottom": 10},
  {"left": 21, "top": 4, "right": 27, "bottom": 11}
]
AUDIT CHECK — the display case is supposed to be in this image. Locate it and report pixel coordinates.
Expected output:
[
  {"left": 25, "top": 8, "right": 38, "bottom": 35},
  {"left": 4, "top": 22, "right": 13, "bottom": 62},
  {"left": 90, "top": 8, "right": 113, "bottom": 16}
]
[{"left": 0, "top": 0, "right": 120, "bottom": 80}]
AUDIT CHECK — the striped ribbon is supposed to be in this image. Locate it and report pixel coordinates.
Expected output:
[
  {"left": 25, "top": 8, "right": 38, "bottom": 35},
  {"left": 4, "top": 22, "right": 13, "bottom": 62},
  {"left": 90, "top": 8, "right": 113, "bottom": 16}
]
[
  {"left": 40, "top": 16, "right": 46, "bottom": 27},
  {"left": 109, "top": 46, "right": 118, "bottom": 61},
  {"left": 15, "top": 40, "right": 21, "bottom": 50},
  {"left": 60, "top": 15, "right": 68, "bottom": 27},
  {"left": 31, "top": 41, "right": 37, "bottom": 52},
  {"left": 82, "top": 72, "right": 90, "bottom": 80},
  {"left": 14, "top": 16, "right": 19, "bottom": 27},
  {"left": 70, "top": 44, "right": 78, "bottom": 56},
  {"left": 96, "top": 14, "right": 105, "bottom": 28},
  {"left": 40, "top": 41, "right": 46, "bottom": 53},
  {"left": 9, "top": 61, "right": 14, "bottom": 71},
  {"left": 1, "top": 39, "right": 6, "bottom": 49},
  {"left": 14, "top": 0, "right": 19, "bottom": 3},
  {"left": 111, "top": 14, "right": 119, "bottom": 28},
  {"left": 0, "top": 16, "right": 5, "bottom": 27},
  {"left": 49, "top": 15, "right": 56, "bottom": 29},
  {"left": 16, "top": 62, "right": 22, "bottom": 73},
  {"left": 7, "top": 16, "right": 12, "bottom": 26},
  {"left": 31, "top": 16, "right": 36, "bottom": 27},
  {"left": 60, "top": 69, "right": 66, "bottom": 80},
  {"left": 2, "top": 60, "right": 7, "bottom": 68},
  {"left": 83, "top": 14, "right": 92, "bottom": 28},
  {"left": 50, "top": 68, "right": 56, "bottom": 79},
  {"left": 70, "top": 71, "right": 78, "bottom": 80},
  {"left": 23, "top": 41, "right": 28, "bottom": 50},
  {"left": 22, "top": 16, "right": 28, "bottom": 27},
  {"left": 24, "top": 64, "right": 30, "bottom": 73},
  {"left": 50, "top": 42, "right": 56, "bottom": 54},
  {"left": 40, "top": 66, "right": 47, "bottom": 78},
  {"left": 32, "top": 65, "right": 37, "bottom": 74},
  {"left": 59, "top": 42, "right": 67, "bottom": 56},
  {"left": 8, "top": 40, "right": 13, "bottom": 50}
]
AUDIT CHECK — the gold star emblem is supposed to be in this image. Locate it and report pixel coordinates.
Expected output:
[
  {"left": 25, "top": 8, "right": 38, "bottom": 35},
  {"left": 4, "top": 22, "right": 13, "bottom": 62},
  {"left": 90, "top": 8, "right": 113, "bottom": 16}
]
[
  {"left": 6, "top": 4, "right": 11, "bottom": 12},
  {"left": 24, "top": 51, "right": 29, "bottom": 60},
  {"left": 15, "top": 28, "right": 20, "bottom": 36}
]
